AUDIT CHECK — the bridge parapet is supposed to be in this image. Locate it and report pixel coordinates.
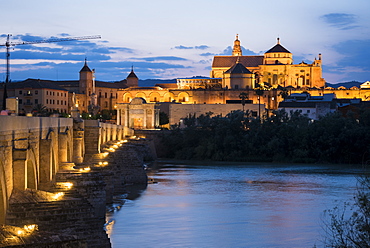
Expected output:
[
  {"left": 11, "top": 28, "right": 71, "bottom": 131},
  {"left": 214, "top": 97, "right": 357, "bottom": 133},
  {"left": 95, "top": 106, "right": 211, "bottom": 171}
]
[{"left": 0, "top": 116, "right": 133, "bottom": 224}]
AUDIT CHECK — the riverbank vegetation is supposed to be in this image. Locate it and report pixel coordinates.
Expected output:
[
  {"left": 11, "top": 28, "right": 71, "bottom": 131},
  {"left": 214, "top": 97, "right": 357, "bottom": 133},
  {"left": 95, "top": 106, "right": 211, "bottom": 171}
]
[{"left": 161, "top": 109, "right": 370, "bottom": 164}]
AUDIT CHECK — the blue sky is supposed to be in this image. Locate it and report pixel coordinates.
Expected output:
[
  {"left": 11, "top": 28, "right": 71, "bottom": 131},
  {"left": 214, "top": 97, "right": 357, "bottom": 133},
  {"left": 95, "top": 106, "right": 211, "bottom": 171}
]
[{"left": 1, "top": 0, "right": 370, "bottom": 84}]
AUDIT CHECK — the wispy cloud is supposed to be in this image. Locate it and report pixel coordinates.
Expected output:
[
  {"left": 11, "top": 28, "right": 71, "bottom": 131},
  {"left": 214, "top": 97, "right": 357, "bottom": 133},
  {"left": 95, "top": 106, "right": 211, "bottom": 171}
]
[
  {"left": 137, "top": 56, "right": 187, "bottom": 62},
  {"left": 219, "top": 46, "right": 259, "bottom": 56},
  {"left": 174, "top": 45, "right": 210, "bottom": 50},
  {"left": 320, "top": 13, "right": 359, "bottom": 30},
  {"left": 323, "top": 39, "right": 370, "bottom": 83}
]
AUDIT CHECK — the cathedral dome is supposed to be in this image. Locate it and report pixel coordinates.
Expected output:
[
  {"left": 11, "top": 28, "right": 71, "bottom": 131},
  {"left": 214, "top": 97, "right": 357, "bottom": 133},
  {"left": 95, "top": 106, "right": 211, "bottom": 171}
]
[{"left": 265, "top": 38, "right": 291, "bottom": 54}]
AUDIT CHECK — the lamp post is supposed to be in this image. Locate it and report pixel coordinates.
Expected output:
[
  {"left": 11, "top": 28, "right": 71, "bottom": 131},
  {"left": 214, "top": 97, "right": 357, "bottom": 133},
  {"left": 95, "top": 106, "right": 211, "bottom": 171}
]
[
  {"left": 239, "top": 92, "right": 248, "bottom": 112},
  {"left": 255, "top": 88, "right": 264, "bottom": 120}
]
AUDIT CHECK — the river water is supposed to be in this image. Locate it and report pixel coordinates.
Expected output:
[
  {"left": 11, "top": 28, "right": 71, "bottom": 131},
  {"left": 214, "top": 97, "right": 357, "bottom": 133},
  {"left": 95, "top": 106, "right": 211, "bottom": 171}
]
[{"left": 107, "top": 162, "right": 361, "bottom": 247}]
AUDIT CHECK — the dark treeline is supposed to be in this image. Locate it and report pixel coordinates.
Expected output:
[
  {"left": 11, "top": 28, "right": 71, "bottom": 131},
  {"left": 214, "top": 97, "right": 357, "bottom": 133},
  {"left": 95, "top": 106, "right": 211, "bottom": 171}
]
[{"left": 161, "top": 109, "right": 370, "bottom": 164}]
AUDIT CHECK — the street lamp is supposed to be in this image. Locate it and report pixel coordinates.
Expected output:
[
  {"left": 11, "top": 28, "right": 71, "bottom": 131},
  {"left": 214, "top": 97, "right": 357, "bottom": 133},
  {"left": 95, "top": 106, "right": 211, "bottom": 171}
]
[{"left": 239, "top": 92, "right": 248, "bottom": 111}]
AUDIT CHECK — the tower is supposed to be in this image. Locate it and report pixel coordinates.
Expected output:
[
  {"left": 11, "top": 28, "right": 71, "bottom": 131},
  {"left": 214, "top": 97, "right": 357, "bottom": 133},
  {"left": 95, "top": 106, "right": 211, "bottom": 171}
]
[
  {"left": 126, "top": 66, "right": 138, "bottom": 87},
  {"left": 79, "top": 59, "right": 93, "bottom": 95},
  {"left": 232, "top": 34, "right": 242, "bottom": 56},
  {"left": 263, "top": 38, "right": 293, "bottom": 65}
]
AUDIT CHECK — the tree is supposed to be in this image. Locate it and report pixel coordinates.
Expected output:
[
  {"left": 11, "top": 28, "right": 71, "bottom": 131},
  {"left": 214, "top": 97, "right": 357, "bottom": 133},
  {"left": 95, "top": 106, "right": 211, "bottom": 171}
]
[
  {"left": 323, "top": 173, "right": 370, "bottom": 247},
  {"left": 32, "top": 104, "right": 47, "bottom": 116},
  {"left": 159, "top": 111, "right": 169, "bottom": 126}
]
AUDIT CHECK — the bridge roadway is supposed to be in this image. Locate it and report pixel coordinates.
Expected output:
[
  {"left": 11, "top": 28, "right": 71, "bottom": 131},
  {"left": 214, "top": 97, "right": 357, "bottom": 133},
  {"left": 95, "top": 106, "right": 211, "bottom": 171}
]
[{"left": 0, "top": 116, "right": 133, "bottom": 224}]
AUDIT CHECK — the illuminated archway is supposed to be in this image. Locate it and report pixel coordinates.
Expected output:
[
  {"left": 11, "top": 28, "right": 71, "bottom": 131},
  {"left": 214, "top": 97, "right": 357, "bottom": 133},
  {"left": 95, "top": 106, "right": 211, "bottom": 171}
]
[
  {"left": 163, "top": 92, "right": 174, "bottom": 102},
  {"left": 26, "top": 160, "right": 36, "bottom": 189},
  {"left": 177, "top": 92, "right": 189, "bottom": 103},
  {"left": 149, "top": 92, "right": 161, "bottom": 102},
  {"left": 123, "top": 93, "right": 133, "bottom": 103},
  {"left": 135, "top": 92, "right": 147, "bottom": 101}
]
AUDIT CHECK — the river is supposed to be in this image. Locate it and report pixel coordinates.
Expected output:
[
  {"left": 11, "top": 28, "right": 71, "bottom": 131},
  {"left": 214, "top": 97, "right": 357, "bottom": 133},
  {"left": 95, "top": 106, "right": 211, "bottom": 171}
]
[{"left": 107, "top": 162, "right": 361, "bottom": 247}]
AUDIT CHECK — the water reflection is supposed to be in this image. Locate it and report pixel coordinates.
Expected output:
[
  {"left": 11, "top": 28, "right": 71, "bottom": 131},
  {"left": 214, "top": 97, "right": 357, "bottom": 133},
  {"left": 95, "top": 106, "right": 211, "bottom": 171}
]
[{"left": 108, "top": 163, "right": 359, "bottom": 247}]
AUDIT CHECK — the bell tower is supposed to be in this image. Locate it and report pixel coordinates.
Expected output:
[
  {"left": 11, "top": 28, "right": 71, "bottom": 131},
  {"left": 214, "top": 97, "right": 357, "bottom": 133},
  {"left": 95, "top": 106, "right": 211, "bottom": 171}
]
[
  {"left": 232, "top": 34, "right": 242, "bottom": 56},
  {"left": 126, "top": 66, "right": 138, "bottom": 87},
  {"left": 79, "top": 59, "right": 93, "bottom": 95}
]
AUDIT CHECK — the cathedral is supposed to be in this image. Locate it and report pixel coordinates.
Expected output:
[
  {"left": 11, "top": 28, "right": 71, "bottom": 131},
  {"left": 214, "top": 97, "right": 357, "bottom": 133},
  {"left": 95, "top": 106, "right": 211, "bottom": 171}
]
[{"left": 211, "top": 35, "right": 325, "bottom": 89}]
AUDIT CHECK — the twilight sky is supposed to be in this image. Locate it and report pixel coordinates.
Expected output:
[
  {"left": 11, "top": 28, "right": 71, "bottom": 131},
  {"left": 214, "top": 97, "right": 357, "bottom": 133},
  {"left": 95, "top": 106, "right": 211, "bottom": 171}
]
[{"left": 1, "top": 0, "right": 370, "bottom": 84}]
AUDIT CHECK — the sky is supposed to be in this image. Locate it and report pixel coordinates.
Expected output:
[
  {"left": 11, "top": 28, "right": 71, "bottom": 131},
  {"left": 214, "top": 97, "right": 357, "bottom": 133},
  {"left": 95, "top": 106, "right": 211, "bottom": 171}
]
[{"left": 1, "top": 0, "right": 370, "bottom": 84}]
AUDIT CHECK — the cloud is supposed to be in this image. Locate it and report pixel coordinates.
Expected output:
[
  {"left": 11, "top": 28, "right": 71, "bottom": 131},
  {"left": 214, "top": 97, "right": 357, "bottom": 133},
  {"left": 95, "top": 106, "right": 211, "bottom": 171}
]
[
  {"left": 219, "top": 46, "right": 259, "bottom": 56},
  {"left": 174, "top": 45, "right": 210, "bottom": 50},
  {"left": 138, "top": 56, "right": 188, "bottom": 62},
  {"left": 200, "top": 52, "right": 215, "bottom": 57},
  {"left": 320, "top": 13, "right": 359, "bottom": 30},
  {"left": 322, "top": 39, "right": 370, "bottom": 83}
]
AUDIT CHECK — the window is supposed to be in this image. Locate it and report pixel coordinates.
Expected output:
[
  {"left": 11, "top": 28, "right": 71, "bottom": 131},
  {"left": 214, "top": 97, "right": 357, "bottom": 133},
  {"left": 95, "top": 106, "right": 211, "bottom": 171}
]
[
  {"left": 35, "top": 99, "right": 38, "bottom": 104},
  {"left": 46, "top": 99, "right": 48, "bottom": 104},
  {"left": 35, "top": 90, "right": 38, "bottom": 95},
  {"left": 235, "top": 85, "right": 239, "bottom": 89},
  {"left": 19, "top": 90, "right": 22, "bottom": 95},
  {"left": 307, "top": 110, "right": 310, "bottom": 113},
  {"left": 57, "top": 100, "right": 59, "bottom": 105},
  {"left": 105, "top": 101, "right": 108, "bottom": 108},
  {"left": 57, "top": 92, "right": 59, "bottom": 96},
  {"left": 105, "top": 92, "right": 107, "bottom": 98},
  {"left": 19, "top": 99, "right": 23, "bottom": 104},
  {"left": 65, "top": 101, "right": 67, "bottom": 105}
]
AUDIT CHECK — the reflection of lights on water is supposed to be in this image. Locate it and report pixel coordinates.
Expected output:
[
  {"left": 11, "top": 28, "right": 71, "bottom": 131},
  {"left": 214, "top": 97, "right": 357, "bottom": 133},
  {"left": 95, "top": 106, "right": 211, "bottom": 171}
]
[{"left": 105, "top": 219, "right": 115, "bottom": 236}]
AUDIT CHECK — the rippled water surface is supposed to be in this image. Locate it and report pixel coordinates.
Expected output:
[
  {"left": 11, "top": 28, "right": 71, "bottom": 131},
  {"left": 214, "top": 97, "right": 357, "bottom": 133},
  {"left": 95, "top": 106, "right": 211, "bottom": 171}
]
[{"left": 107, "top": 162, "right": 360, "bottom": 247}]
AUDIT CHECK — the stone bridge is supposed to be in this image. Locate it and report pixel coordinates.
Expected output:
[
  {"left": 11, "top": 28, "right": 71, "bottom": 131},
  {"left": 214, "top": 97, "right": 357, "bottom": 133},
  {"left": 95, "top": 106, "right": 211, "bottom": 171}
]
[{"left": 0, "top": 116, "right": 133, "bottom": 225}]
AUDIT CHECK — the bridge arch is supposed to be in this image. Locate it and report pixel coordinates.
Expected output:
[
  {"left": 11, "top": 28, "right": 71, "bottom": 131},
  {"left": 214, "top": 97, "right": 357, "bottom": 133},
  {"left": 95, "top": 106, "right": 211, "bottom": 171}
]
[{"left": 0, "top": 160, "right": 7, "bottom": 223}]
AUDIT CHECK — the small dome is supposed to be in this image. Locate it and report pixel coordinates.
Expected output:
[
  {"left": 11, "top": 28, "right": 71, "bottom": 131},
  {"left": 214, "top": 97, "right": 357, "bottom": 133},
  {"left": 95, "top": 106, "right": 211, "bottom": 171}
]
[{"left": 130, "top": 97, "right": 146, "bottom": 104}]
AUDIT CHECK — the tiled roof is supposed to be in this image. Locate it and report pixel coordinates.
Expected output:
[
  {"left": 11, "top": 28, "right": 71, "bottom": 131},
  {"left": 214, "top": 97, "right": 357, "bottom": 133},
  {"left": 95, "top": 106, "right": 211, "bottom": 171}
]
[
  {"left": 0, "top": 78, "right": 68, "bottom": 91},
  {"left": 95, "top": 81, "right": 126, "bottom": 89},
  {"left": 155, "top": 83, "right": 179, "bottom": 89},
  {"left": 265, "top": 44, "right": 291, "bottom": 53},
  {"left": 212, "top": 56, "right": 264, "bottom": 68},
  {"left": 225, "top": 62, "right": 252, "bottom": 74},
  {"left": 127, "top": 71, "right": 138, "bottom": 78},
  {"left": 79, "top": 62, "right": 92, "bottom": 72}
]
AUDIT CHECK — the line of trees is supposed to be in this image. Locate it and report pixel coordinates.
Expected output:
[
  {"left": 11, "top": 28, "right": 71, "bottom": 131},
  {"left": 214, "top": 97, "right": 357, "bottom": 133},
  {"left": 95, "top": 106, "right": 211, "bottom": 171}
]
[{"left": 160, "top": 109, "right": 370, "bottom": 164}]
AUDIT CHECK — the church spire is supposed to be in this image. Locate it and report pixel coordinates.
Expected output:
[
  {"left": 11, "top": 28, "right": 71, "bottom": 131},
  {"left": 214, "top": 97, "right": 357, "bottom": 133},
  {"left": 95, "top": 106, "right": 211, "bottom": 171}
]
[{"left": 232, "top": 34, "right": 242, "bottom": 56}]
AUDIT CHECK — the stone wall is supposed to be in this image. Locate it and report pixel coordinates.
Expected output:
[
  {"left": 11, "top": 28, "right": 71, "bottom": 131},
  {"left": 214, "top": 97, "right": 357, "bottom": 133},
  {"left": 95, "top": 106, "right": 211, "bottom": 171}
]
[{"left": 0, "top": 116, "right": 147, "bottom": 247}]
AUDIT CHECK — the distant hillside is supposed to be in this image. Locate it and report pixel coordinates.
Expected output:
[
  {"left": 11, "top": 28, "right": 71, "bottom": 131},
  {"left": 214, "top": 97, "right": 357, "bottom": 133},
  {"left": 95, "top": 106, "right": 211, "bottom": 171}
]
[{"left": 326, "top": 81, "right": 362, "bottom": 88}]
